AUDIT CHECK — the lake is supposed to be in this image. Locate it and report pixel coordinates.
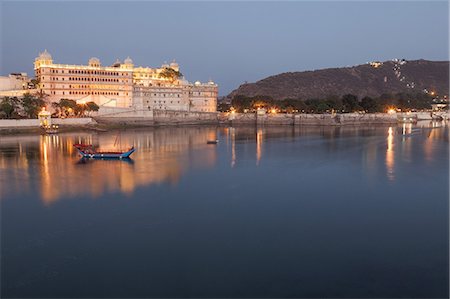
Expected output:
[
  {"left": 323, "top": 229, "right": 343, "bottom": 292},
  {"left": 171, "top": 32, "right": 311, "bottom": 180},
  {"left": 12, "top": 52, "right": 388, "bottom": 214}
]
[{"left": 1, "top": 122, "right": 448, "bottom": 298}]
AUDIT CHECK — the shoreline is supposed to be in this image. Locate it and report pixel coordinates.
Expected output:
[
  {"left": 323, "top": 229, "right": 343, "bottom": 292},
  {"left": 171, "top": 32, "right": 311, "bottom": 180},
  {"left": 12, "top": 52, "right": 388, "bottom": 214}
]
[
  {"left": 0, "top": 116, "right": 446, "bottom": 136},
  {"left": 0, "top": 110, "right": 447, "bottom": 136}
]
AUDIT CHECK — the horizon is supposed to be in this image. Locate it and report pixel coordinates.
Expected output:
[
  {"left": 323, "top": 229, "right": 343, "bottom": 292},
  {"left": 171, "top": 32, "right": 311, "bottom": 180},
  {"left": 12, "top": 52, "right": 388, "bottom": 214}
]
[{"left": 1, "top": 1, "right": 449, "bottom": 96}]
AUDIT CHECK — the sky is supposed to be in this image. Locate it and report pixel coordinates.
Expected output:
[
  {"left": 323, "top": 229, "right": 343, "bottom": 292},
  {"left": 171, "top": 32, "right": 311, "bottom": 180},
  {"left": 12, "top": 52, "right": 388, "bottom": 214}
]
[{"left": 0, "top": 1, "right": 448, "bottom": 95}]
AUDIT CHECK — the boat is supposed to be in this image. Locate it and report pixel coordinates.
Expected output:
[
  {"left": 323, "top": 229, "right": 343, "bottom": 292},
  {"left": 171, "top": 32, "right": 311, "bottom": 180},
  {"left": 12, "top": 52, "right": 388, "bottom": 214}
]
[
  {"left": 397, "top": 114, "right": 418, "bottom": 123},
  {"left": 77, "top": 157, "right": 134, "bottom": 164},
  {"left": 207, "top": 140, "right": 218, "bottom": 144},
  {"left": 73, "top": 144, "right": 135, "bottom": 159}
]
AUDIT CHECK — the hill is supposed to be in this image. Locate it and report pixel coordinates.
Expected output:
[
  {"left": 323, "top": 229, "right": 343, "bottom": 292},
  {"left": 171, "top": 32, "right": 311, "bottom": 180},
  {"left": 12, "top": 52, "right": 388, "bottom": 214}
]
[{"left": 227, "top": 59, "right": 449, "bottom": 101}]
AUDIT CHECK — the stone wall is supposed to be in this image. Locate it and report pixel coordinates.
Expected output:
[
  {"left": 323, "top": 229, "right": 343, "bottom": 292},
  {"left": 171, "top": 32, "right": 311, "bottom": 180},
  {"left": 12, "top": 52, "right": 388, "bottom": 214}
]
[
  {"left": 96, "top": 107, "right": 218, "bottom": 126},
  {"left": 0, "top": 118, "right": 96, "bottom": 128},
  {"left": 415, "top": 111, "right": 449, "bottom": 120},
  {"left": 225, "top": 112, "right": 256, "bottom": 125},
  {"left": 294, "top": 113, "right": 397, "bottom": 126},
  {"left": 153, "top": 110, "right": 218, "bottom": 125},
  {"left": 52, "top": 118, "right": 97, "bottom": 126},
  {"left": 220, "top": 112, "right": 400, "bottom": 126},
  {"left": 0, "top": 119, "right": 39, "bottom": 128},
  {"left": 257, "top": 114, "right": 295, "bottom": 125}
]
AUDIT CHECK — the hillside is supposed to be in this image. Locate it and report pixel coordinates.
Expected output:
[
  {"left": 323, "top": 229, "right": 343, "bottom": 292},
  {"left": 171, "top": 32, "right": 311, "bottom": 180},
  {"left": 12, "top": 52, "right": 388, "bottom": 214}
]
[{"left": 228, "top": 60, "right": 449, "bottom": 101}]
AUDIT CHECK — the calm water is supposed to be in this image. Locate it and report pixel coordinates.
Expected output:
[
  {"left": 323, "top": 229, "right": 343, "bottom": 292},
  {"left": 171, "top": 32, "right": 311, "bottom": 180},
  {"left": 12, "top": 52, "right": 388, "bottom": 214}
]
[{"left": 1, "top": 123, "right": 448, "bottom": 298}]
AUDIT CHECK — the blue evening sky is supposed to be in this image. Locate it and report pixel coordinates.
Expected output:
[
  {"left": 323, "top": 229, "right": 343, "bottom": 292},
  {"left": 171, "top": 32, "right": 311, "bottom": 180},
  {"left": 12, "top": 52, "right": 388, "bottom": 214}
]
[{"left": 1, "top": 1, "right": 448, "bottom": 95}]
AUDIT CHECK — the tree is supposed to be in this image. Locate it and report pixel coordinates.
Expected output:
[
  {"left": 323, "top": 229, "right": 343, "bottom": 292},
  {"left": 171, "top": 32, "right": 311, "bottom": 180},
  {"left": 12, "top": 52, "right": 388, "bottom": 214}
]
[
  {"left": 30, "top": 78, "right": 40, "bottom": 89},
  {"left": 217, "top": 102, "right": 231, "bottom": 112},
  {"left": 82, "top": 101, "right": 99, "bottom": 116},
  {"left": 21, "top": 93, "right": 45, "bottom": 118},
  {"left": 86, "top": 101, "right": 99, "bottom": 112},
  {"left": 58, "top": 99, "right": 78, "bottom": 116},
  {"left": 360, "top": 96, "right": 379, "bottom": 113},
  {"left": 158, "top": 67, "right": 183, "bottom": 82},
  {"left": 316, "top": 101, "right": 331, "bottom": 113},
  {"left": 0, "top": 97, "right": 20, "bottom": 119},
  {"left": 51, "top": 102, "right": 62, "bottom": 117},
  {"left": 341, "top": 94, "right": 360, "bottom": 112},
  {"left": 34, "top": 89, "right": 48, "bottom": 103}
]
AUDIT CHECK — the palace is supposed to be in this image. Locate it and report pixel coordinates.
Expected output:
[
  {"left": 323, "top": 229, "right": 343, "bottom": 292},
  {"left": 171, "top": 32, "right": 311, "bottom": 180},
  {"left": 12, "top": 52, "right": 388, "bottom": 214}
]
[{"left": 34, "top": 50, "right": 218, "bottom": 112}]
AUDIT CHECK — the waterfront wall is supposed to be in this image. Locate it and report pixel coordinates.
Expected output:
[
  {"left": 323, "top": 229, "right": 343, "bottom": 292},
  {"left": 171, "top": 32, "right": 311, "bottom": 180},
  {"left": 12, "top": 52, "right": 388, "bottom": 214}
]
[
  {"left": 95, "top": 107, "right": 218, "bottom": 126},
  {"left": 0, "top": 119, "right": 40, "bottom": 128},
  {"left": 415, "top": 111, "right": 449, "bottom": 120},
  {"left": 52, "top": 118, "right": 97, "bottom": 126},
  {"left": 1, "top": 110, "right": 446, "bottom": 131},
  {"left": 294, "top": 113, "right": 397, "bottom": 125},
  {"left": 153, "top": 110, "right": 218, "bottom": 125},
  {"left": 0, "top": 118, "right": 96, "bottom": 129},
  {"left": 93, "top": 107, "right": 449, "bottom": 127},
  {"left": 222, "top": 112, "right": 399, "bottom": 126}
]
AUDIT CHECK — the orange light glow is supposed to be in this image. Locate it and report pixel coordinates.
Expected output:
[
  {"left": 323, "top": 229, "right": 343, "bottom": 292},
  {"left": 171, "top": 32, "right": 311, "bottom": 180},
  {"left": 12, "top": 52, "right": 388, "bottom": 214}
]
[{"left": 387, "top": 108, "right": 396, "bottom": 114}]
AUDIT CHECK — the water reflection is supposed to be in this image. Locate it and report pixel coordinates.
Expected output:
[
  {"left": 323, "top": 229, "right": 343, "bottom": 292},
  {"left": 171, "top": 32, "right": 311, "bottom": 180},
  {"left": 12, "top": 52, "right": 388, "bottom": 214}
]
[
  {"left": 1, "top": 122, "right": 447, "bottom": 204},
  {"left": 0, "top": 127, "right": 217, "bottom": 204},
  {"left": 256, "top": 127, "right": 263, "bottom": 166},
  {"left": 386, "top": 127, "right": 395, "bottom": 181}
]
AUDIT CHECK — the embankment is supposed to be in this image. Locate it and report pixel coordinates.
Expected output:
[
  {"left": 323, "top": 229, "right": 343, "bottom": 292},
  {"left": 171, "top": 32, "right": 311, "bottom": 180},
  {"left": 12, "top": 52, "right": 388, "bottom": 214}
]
[{"left": 1, "top": 109, "right": 447, "bottom": 135}]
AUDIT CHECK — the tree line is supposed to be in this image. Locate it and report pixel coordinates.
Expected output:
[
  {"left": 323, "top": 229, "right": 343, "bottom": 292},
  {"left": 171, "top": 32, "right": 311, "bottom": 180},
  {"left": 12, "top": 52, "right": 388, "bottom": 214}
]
[
  {"left": 0, "top": 93, "right": 99, "bottom": 119},
  {"left": 226, "top": 92, "right": 435, "bottom": 113}
]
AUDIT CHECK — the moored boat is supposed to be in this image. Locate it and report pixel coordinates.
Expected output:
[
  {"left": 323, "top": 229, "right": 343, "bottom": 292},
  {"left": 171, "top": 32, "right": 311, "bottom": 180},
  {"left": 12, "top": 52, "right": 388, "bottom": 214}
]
[
  {"left": 73, "top": 144, "right": 135, "bottom": 159},
  {"left": 397, "top": 114, "right": 418, "bottom": 123}
]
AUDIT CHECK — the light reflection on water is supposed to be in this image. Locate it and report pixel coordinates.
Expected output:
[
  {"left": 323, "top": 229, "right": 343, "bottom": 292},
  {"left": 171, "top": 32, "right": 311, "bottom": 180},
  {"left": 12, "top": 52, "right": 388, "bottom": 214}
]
[
  {"left": 1, "top": 127, "right": 218, "bottom": 204},
  {"left": 0, "top": 122, "right": 448, "bottom": 205}
]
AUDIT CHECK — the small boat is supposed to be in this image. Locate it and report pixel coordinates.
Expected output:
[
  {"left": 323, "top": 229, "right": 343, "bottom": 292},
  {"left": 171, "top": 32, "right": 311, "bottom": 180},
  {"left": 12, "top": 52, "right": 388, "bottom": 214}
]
[
  {"left": 207, "top": 140, "right": 219, "bottom": 144},
  {"left": 397, "top": 114, "right": 418, "bottom": 123},
  {"left": 73, "top": 144, "right": 135, "bottom": 159}
]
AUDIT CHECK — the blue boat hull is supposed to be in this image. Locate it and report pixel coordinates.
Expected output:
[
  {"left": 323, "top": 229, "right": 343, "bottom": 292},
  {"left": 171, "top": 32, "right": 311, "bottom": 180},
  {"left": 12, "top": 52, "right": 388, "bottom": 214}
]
[{"left": 76, "top": 147, "right": 135, "bottom": 159}]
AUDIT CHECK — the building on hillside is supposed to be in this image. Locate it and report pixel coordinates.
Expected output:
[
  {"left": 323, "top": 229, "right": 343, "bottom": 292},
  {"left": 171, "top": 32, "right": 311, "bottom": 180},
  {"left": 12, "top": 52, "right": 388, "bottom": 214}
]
[{"left": 33, "top": 50, "right": 218, "bottom": 112}]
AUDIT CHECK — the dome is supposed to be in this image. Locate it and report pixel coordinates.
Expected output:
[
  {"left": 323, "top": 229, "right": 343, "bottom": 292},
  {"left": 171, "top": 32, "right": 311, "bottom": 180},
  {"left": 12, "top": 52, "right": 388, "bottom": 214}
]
[
  {"left": 38, "top": 49, "right": 52, "bottom": 60},
  {"left": 88, "top": 57, "right": 101, "bottom": 66},
  {"left": 194, "top": 81, "right": 201, "bottom": 86},
  {"left": 112, "top": 59, "right": 121, "bottom": 67},
  {"left": 170, "top": 60, "right": 179, "bottom": 71},
  {"left": 124, "top": 56, "right": 133, "bottom": 65},
  {"left": 208, "top": 80, "right": 215, "bottom": 85}
]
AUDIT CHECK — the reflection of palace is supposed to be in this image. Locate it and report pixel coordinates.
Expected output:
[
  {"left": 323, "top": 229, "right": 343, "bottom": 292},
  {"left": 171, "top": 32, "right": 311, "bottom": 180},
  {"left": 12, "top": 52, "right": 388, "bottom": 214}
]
[
  {"left": 1, "top": 122, "right": 447, "bottom": 204},
  {"left": 0, "top": 128, "right": 217, "bottom": 204}
]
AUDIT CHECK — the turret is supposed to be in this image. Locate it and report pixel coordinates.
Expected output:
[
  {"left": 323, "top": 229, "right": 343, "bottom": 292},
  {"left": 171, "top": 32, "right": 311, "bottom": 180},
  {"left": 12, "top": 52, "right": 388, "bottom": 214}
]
[
  {"left": 88, "top": 57, "right": 101, "bottom": 67},
  {"left": 34, "top": 49, "right": 53, "bottom": 69}
]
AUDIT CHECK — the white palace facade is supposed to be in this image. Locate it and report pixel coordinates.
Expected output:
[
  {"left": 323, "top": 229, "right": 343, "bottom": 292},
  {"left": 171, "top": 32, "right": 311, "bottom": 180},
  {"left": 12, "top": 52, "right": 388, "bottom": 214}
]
[{"left": 34, "top": 50, "right": 218, "bottom": 112}]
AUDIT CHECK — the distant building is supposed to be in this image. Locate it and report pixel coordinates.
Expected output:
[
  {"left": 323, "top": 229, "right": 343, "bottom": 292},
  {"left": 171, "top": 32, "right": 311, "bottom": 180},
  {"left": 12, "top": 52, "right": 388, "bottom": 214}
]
[
  {"left": 0, "top": 73, "right": 33, "bottom": 97},
  {"left": 33, "top": 50, "right": 218, "bottom": 112},
  {"left": 368, "top": 61, "right": 383, "bottom": 68}
]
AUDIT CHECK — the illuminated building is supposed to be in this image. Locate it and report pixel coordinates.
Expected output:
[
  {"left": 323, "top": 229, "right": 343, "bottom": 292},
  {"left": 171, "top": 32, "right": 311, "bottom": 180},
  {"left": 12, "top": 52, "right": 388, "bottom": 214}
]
[
  {"left": 34, "top": 50, "right": 218, "bottom": 112},
  {"left": 0, "top": 73, "right": 32, "bottom": 97}
]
